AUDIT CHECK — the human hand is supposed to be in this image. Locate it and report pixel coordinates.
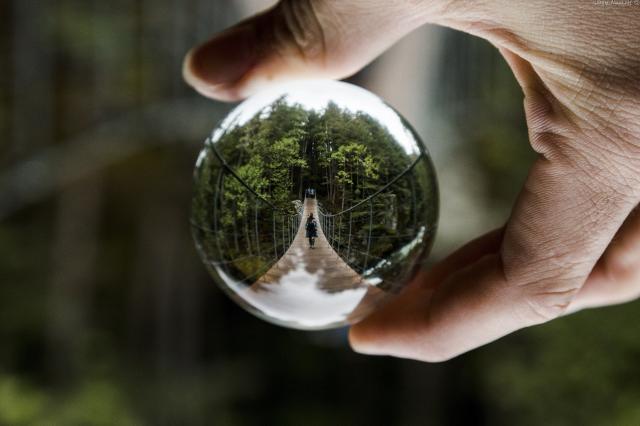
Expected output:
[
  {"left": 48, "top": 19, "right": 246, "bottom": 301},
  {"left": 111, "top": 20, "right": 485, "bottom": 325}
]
[{"left": 183, "top": 0, "right": 640, "bottom": 361}]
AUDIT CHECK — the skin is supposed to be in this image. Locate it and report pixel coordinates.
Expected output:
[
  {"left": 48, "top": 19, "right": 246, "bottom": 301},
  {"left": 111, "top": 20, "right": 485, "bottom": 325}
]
[{"left": 183, "top": 0, "right": 640, "bottom": 362}]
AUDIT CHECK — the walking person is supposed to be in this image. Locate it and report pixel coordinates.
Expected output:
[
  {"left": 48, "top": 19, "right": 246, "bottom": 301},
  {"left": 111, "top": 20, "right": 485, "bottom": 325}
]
[{"left": 305, "top": 213, "right": 318, "bottom": 249}]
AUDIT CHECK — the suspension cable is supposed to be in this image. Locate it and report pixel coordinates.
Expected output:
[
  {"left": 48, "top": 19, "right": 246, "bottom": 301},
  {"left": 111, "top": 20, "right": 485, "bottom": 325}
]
[
  {"left": 319, "top": 152, "right": 424, "bottom": 218},
  {"left": 206, "top": 137, "right": 298, "bottom": 217}
]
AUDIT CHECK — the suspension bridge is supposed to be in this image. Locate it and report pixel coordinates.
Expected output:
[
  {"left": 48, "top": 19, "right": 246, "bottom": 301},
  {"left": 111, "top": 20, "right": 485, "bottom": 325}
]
[
  {"left": 240, "top": 196, "right": 387, "bottom": 328},
  {"left": 192, "top": 139, "right": 430, "bottom": 328},
  {"left": 253, "top": 197, "right": 373, "bottom": 290}
]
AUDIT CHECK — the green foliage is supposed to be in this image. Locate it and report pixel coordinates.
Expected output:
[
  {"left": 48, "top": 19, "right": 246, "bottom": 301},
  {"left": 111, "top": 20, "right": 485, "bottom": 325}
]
[
  {"left": 191, "top": 97, "right": 437, "bottom": 287},
  {"left": 478, "top": 302, "right": 640, "bottom": 426},
  {"left": 0, "top": 375, "right": 140, "bottom": 426}
]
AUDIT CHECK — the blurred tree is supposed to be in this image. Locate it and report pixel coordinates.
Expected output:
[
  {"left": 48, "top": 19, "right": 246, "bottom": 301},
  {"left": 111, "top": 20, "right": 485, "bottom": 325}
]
[{"left": 2, "top": 2, "right": 639, "bottom": 425}]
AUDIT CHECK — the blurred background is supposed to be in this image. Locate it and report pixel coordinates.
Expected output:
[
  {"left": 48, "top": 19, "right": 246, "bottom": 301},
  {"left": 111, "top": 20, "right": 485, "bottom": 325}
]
[{"left": 1, "top": 1, "right": 639, "bottom": 425}]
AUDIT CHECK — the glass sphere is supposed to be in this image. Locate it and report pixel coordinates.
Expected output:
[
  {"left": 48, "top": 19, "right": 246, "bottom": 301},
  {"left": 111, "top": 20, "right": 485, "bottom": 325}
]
[{"left": 191, "top": 80, "right": 438, "bottom": 330}]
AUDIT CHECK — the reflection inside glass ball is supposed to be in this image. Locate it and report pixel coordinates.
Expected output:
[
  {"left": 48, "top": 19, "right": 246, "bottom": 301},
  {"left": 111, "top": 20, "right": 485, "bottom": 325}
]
[{"left": 191, "top": 80, "right": 438, "bottom": 329}]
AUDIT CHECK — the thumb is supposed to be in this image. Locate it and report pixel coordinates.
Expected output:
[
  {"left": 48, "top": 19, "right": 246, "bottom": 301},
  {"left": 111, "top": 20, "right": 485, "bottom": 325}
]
[{"left": 182, "top": 0, "right": 444, "bottom": 101}]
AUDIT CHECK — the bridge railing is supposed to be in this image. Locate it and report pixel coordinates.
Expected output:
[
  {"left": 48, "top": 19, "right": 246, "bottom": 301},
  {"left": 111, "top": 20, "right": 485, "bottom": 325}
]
[
  {"left": 191, "top": 138, "right": 303, "bottom": 285},
  {"left": 315, "top": 154, "right": 426, "bottom": 287},
  {"left": 192, "top": 136, "right": 430, "bottom": 290}
]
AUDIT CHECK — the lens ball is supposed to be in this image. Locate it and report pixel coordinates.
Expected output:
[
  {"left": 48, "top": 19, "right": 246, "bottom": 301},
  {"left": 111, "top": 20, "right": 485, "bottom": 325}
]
[{"left": 191, "top": 80, "right": 438, "bottom": 329}]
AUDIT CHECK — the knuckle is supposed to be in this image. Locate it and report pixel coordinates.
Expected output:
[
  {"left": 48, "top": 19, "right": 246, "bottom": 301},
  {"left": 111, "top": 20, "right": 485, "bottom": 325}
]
[
  {"left": 520, "top": 67, "right": 640, "bottom": 201},
  {"left": 528, "top": 130, "right": 640, "bottom": 208},
  {"left": 274, "top": 0, "right": 327, "bottom": 62},
  {"left": 502, "top": 254, "right": 585, "bottom": 324},
  {"left": 520, "top": 281, "right": 582, "bottom": 324}
]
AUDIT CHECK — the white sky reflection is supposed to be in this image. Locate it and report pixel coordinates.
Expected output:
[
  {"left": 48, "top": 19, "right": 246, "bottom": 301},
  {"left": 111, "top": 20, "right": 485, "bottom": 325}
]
[{"left": 217, "top": 256, "right": 368, "bottom": 329}]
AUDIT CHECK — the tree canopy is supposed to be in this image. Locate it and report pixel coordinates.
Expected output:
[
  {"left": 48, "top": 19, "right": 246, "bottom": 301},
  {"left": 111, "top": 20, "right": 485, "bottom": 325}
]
[{"left": 191, "top": 97, "right": 437, "bottom": 289}]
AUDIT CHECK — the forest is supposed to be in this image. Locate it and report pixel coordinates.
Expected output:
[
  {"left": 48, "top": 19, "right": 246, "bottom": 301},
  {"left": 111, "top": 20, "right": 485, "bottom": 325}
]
[{"left": 191, "top": 97, "right": 437, "bottom": 289}]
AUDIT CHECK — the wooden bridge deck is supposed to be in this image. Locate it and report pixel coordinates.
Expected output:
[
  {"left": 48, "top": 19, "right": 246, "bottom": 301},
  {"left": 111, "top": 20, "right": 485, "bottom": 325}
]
[
  {"left": 255, "top": 197, "right": 366, "bottom": 291},
  {"left": 238, "top": 197, "right": 385, "bottom": 329}
]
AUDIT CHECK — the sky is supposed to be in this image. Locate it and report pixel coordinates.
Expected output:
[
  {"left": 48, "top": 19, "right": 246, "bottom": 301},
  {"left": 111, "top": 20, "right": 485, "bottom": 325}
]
[{"left": 210, "top": 80, "right": 422, "bottom": 156}]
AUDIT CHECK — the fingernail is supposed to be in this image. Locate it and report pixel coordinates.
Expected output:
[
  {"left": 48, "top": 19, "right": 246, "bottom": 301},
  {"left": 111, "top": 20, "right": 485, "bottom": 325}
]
[{"left": 185, "top": 24, "right": 256, "bottom": 88}]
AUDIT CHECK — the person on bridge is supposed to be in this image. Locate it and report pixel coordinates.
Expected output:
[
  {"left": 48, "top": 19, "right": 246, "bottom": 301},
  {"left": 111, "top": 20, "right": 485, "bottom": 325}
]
[{"left": 305, "top": 213, "right": 318, "bottom": 249}]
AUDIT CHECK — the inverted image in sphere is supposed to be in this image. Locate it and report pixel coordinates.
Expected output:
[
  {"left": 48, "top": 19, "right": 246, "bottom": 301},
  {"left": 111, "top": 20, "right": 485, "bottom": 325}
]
[{"left": 191, "top": 80, "right": 438, "bottom": 329}]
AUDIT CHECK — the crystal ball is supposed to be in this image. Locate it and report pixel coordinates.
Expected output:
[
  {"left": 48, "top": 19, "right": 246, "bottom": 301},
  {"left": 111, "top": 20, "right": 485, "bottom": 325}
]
[{"left": 191, "top": 80, "right": 438, "bottom": 330}]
